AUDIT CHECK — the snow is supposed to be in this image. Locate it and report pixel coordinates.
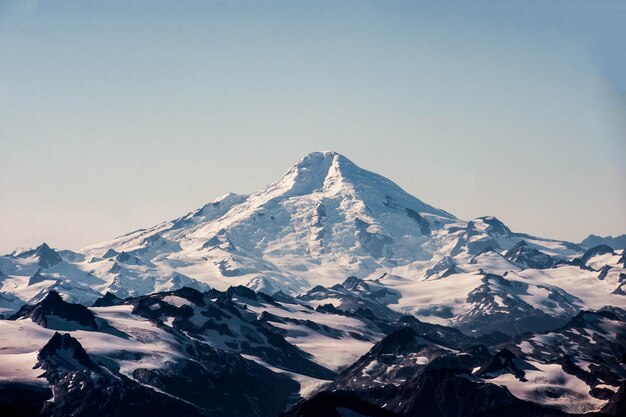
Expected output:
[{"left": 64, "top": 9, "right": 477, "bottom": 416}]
[
  {"left": 518, "top": 341, "right": 534, "bottom": 354},
  {"left": 385, "top": 272, "right": 481, "bottom": 324},
  {"left": 271, "top": 321, "right": 373, "bottom": 371},
  {"left": 1, "top": 151, "right": 624, "bottom": 413},
  {"left": 0, "top": 320, "right": 56, "bottom": 383},
  {"left": 491, "top": 361, "right": 606, "bottom": 414},
  {"left": 362, "top": 360, "right": 380, "bottom": 376},
  {"left": 415, "top": 356, "right": 429, "bottom": 365},
  {"left": 0, "top": 351, "right": 42, "bottom": 383},
  {"left": 162, "top": 295, "right": 192, "bottom": 307},
  {"left": 514, "top": 266, "right": 625, "bottom": 310},
  {"left": 585, "top": 252, "right": 621, "bottom": 270},
  {"left": 2, "top": 152, "right": 615, "bottom": 337}
]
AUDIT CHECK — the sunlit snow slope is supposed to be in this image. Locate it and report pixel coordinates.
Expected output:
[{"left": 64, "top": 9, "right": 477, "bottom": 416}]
[{"left": 1, "top": 151, "right": 624, "bottom": 334}]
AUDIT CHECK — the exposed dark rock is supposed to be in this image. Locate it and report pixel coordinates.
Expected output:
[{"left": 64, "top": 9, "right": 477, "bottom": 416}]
[
  {"left": 475, "top": 348, "right": 531, "bottom": 381},
  {"left": 504, "top": 241, "right": 555, "bottom": 269},
  {"left": 425, "top": 256, "right": 457, "bottom": 279},
  {"left": 603, "top": 381, "right": 626, "bottom": 416},
  {"left": 28, "top": 269, "right": 51, "bottom": 286},
  {"left": 0, "top": 382, "right": 52, "bottom": 417},
  {"left": 102, "top": 248, "right": 119, "bottom": 258},
  {"left": 34, "top": 243, "right": 63, "bottom": 269},
  {"left": 36, "top": 332, "right": 98, "bottom": 383},
  {"left": 355, "top": 218, "right": 393, "bottom": 258},
  {"left": 405, "top": 208, "right": 431, "bottom": 235},
  {"left": 92, "top": 291, "right": 124, "bottom": 307},
  {"left": 281, "top": 391, "right": 398, "bottom": 417},
  {"left": 10, "top": 291, "right": 98, "bottom": 330}
]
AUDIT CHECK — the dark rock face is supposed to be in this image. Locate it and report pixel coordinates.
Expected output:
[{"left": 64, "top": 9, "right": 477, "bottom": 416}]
[
  {"left": 0, "top": 382, "right": 52, "bottom": 417},
  {"left": 330, "top": 327, "right": 475, "bottom": 393},
  {"left": 34, "top": 243, "right": 63, "bottom": 269},
  {"left": 614, "top": 273, "right": 626, "bottom": 295},
  {"left": 10, "top": 291, "right": 98, "bottom": 330},
  {"left": 377, "top": 368, "right": 520, "bottom": 417},
  {"left": 398, "top": 316, "right": 477, "bottom": 349},
  {"left": 504, "top": 241, "right": 555, "bottom": 269},
  {"left": 28, "top": 269, "right": 50, "bottom": 286},
  {"left": 326, "top": 360, "right": 562, "bottom": 417},
  {"left": 102, "top": 248, "right": 119, "bottom": 259},
  {"left": 475, "top": 348, "right": 532, "bottom": 381},
  {"left": 36, "top": 332, "right": 98, "bottom": 383},
  {"left": 603, "top": 382, "right": 626, "bottom": 416},
  {"left": 281, "top": 391, "right": 399, "bottom": 417},
  {"left": 91, "top": 291, "right": 123, "bottom": 307}
]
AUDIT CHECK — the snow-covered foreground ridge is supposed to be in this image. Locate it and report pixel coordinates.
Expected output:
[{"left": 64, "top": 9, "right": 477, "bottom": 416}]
[{"left": 1, "top": 151, "right": 625, "bottom": 417}]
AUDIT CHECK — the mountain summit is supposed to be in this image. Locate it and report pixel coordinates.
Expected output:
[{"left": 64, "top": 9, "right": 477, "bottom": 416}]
[
  {"left": 77, "top": 151, "right": 465, "bottom": 294},
  {"left": 265, "top": 151, "right": 452, "bottom": 218},
  {"left": 2, "top": 151, "right": 605, "bottom": 322}
]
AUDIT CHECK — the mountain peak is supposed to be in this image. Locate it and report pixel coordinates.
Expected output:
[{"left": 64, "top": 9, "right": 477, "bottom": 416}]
[
  {"left": 296, "top": 151, "right": 344, "bottom": 166},
  {"left": 35, "top": 243, "right": 63, "bottom": 269},
  {"left": 261, "top": 151, "right": 353, "bottom": 199},
  {"left": 10, "top": 290, "right": 99, "bottom": 330},
  {"left": 293, "top": 151, "right": 360, "bottom": 176}
]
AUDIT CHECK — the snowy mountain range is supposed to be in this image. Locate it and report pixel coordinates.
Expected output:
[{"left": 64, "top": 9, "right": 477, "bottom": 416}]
[{"left": 1, "top": 151, "right": 625, "bottom": 417}]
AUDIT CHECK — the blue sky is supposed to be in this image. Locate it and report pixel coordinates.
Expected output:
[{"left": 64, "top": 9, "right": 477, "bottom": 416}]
[{"left": 0, "top": 0, "right": 625, "bottom": 252}]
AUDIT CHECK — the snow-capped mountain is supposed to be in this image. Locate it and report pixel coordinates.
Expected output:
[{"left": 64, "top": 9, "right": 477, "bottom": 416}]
[
  {"left": 1, "top": 152, "right": 624, "bottom": 331},
  {"left": 1, "top": 151, "right": 625, "bottom": 417},
  {"left": 77, "top": 151, "right": 461, "bottom": 295}
]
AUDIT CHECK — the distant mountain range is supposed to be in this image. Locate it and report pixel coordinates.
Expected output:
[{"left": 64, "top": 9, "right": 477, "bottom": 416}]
[
  {"left": 1, "top": 152, "right": 624, "bottom": 417},
  {"left": 581, "top": 234, "right": 626, "bottom": 250}
]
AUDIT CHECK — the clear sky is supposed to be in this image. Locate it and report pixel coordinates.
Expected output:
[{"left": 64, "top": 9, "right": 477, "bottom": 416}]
[{"left": 1, "top": 0, "right": 625, "bottom": 253}]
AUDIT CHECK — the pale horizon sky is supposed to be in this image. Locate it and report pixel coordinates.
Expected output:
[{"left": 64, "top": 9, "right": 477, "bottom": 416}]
[{"left": 1, "top": 0, "right": 625, "bottom": 253}]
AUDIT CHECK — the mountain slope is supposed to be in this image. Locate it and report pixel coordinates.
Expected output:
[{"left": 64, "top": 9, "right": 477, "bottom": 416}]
[{"left": 0, "top": 151, "right": 622, "bottom": 337}]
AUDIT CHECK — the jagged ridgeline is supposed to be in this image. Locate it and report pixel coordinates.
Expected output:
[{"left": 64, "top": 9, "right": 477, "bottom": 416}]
[{"left": 1, "top": 152, "right": 625, "bottom": 416}]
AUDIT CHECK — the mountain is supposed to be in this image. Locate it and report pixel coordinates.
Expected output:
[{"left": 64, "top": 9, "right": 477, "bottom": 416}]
[
  {"left": 504, "top": 240, "right": 555, "bottom": 269},
  {"left": 0, "top": 287, "right": 317, "bottom": 417},
  {"left": 288, "top": 306, "right": 626, "bottom": 417},
  {"left": 581, "top": 234, "right": 626, "bottom": 250},
  {"left": 3, "top": 285, "right": 624, "bottom": 417},
  {"left": 1, "top": 151, "right": 623, "bottom": 334},
  {"left": 1, "top": 151, "right": 625, "bottom": 416},
  {"left": 10, "top": 290, "right": 98, "bottom": 330}
]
